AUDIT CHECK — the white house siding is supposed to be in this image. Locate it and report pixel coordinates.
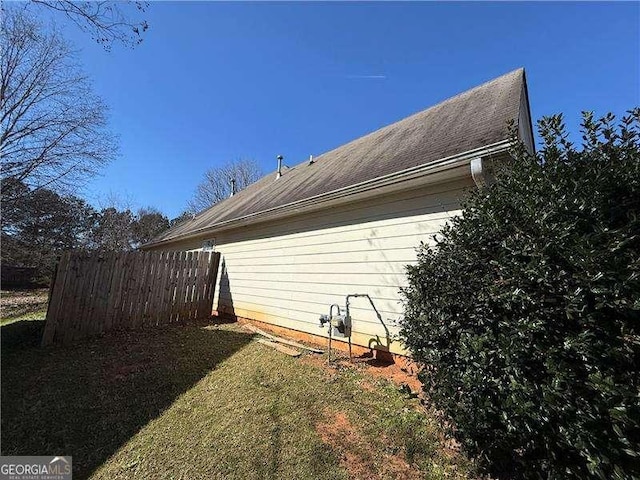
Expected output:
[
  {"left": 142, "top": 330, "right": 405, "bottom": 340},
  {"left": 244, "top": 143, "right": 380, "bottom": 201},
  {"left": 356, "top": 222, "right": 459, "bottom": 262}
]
[{"left": 166, "top": 177, "right": 474, "bottom": 354}]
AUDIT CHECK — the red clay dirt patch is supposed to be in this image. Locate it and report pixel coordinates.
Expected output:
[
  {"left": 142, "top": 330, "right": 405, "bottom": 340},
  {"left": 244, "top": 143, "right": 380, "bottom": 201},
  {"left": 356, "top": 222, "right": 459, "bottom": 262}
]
[
  {"left": 236, "top": 317, "right": 424, "bottom": 394},
  {"left": 301, "top": 351, "right": 423, "bottom": 396},
  {"left": 351, "top": 355, "right": 423, "bottom": 394},
  {"left": 316, "top": 409, "right": 421, "bottom": 480}
]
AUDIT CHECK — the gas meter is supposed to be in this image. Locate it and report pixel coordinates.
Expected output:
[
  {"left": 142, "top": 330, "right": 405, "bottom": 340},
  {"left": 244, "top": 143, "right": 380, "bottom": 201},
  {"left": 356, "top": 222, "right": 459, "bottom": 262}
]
[{"left": 319, "top": 311, "right": 351, "bottom": 339}]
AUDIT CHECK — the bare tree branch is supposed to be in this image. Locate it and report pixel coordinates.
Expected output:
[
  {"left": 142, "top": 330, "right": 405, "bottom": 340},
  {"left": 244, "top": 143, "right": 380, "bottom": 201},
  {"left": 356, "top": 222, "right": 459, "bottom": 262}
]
[
  {"left": 0, "top": 8, "right": 117, "bottom": 203},
  {"left": 30, "top": 0, "right": 149, "bottom": 50},
  {"left": 187, "top": 159, "right": 263, "bottom": 213}
]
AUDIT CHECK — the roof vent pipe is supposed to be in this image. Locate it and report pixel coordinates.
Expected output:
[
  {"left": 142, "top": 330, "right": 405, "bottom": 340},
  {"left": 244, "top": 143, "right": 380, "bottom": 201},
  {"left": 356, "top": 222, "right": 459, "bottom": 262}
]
[
  {"left": 308, "top": 154, "right": 314, "bottom": 165},
  {"left": 229, "top": 177, "right": 236, "bottom": 197},
  {"left": 276, "top": 155, "right": 284, "bottom": 179}
]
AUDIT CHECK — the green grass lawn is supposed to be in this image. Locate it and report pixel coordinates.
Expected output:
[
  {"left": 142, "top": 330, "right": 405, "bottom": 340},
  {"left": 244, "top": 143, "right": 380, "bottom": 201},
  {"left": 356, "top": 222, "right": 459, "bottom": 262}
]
[
  {"left": 1, "top": 288, "right": 49, "bottom": 325},
  {"left": 1, "top": 305, "right": 475, "bottom": 479}
]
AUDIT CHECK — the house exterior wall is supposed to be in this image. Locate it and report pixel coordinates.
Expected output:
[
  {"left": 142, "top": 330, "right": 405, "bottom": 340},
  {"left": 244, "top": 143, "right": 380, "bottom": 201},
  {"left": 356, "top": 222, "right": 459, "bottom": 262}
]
[{"left": 159, "top": 177, "right": 474, "bottom": 355}]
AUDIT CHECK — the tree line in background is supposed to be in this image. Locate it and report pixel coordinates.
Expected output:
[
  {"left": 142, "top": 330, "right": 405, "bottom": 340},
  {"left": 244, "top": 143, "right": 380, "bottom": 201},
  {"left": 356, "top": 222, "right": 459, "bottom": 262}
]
[
  {"left": 1, "top": 153, "right": 264, "bottom": 284},
  {"left": 1, "top": 178, "right": 192, "bottom": 284},
  {"left": 1, "top": 2, "right": 263, "bottom": 285},
  {"left": 1, "top": 2, "right": 156, "bottom": 285}
]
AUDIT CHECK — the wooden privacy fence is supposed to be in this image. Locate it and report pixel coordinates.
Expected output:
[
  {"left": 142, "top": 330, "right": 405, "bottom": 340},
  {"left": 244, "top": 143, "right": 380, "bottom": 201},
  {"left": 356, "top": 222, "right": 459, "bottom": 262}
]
[{"left": 42, "top": 250, "right": 221, "bottom": 346}]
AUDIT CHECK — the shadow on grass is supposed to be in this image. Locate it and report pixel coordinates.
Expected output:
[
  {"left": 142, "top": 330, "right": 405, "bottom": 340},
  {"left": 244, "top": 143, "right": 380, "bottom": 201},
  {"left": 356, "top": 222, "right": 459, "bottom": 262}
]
[
  {"left": 1, "top": 319, "right": 46, "bottom": 348},
  {"left": 1, "top": 320, "right": 252, "bottom": 479}
]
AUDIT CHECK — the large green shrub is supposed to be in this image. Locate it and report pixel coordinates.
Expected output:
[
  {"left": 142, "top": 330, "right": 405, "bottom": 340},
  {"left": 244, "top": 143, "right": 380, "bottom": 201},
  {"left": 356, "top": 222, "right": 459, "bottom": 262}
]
[{"left": 400, "top": 110, "right": 640, "bottom": 479}]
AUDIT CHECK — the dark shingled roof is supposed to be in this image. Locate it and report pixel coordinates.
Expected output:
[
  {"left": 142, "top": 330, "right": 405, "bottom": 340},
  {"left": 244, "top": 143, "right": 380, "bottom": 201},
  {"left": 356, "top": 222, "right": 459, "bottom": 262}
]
[{"left": 151, "top": 68, "right": 528, "bottom": 246}]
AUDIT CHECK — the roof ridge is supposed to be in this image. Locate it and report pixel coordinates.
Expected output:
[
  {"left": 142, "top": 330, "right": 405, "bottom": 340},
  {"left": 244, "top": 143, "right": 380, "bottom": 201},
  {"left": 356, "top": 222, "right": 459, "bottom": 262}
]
[
  {"left": 147, "top": 68, "right": 527, "bottom": 247},
  {"left": 302, "top": 68, "right": 524, "bottom": 169}
]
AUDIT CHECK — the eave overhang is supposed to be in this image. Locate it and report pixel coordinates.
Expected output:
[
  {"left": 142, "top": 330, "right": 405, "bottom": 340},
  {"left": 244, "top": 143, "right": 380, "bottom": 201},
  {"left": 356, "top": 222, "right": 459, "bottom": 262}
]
[{"left": 142, "top": 139, "right": 511, "bottom": 250}]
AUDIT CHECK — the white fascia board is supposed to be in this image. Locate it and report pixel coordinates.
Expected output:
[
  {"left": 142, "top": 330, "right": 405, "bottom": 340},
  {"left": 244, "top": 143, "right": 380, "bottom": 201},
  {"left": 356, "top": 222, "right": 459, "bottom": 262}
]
[{"left": 145, "top": 140, "right": 511, "bottom": 248}]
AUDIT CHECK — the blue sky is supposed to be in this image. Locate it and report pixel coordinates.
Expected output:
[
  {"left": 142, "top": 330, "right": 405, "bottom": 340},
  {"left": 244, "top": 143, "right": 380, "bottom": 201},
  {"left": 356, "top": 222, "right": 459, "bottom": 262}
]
[{"left": 54, "top": 2, "right": 639, "bottom": 218}]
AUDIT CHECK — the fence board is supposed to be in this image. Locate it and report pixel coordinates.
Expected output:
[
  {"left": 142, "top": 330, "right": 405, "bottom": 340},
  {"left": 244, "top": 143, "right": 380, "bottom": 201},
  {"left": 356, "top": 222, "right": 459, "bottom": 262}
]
[
  {"left": 187, "top": 251, "right": 197, "bottom": 320},
  {"left": 155, "top": 252, "right": 167, "bottom": 325},
  {"left": 151, "top": 253, "right": 160, "bottom": 323},
  {"left": 41, "top": 252, "right": 70, "bottom": 346},
  {"left": 181, "top": 251, "right": 189, "bottom": 320},
  {"left": 73, "top": 254, "right": 94, "bottom": 343},
  {"left": 61, "top": 254, "right": 82, "bottom": 345},
  {"left": 181, "top": 251, "right": 192, "bottom": 321},
  {"left": 164, "top": 251, "right": 177, "bottom": 324},
  {"left": 117, "top": 252, "right": 132, "bottom": 329},
  {"left": 206, "top": 251, "right": 221, "bottom": 308},
  {"left": 169, "top": 251, "right": 182, "bottom": 324},
  {"left": 171, "top": 252, "right": 182, "bottom": 322},
  {"left": 104, "top": 253, "right": 124, "bottom": 331},
  {"left": 193, "top": 252, "right": 202, "bottom": 319},
  {"left": 201, "top": 253, "right": 211, "bottom": 316},
  {"left": 152, "top": 252, "right": 165, "bottom": 326},
  {"left": 42, "top": 250, "right": 221, "bottom": 346},
  {"left": 155, "top": 252, "right": 171, "bottom": 325},
  {"left": 94, "top": 254, "right": 115, "bottom": 335},
  {"left": 195, "top": 252, "right": 206, "bottom": 317},
  {"left": 132, "top": 252, "right": 150, "bottom": 329},
  {"left": 82, "top": 255, "right": 102, "bottom": 337}
]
